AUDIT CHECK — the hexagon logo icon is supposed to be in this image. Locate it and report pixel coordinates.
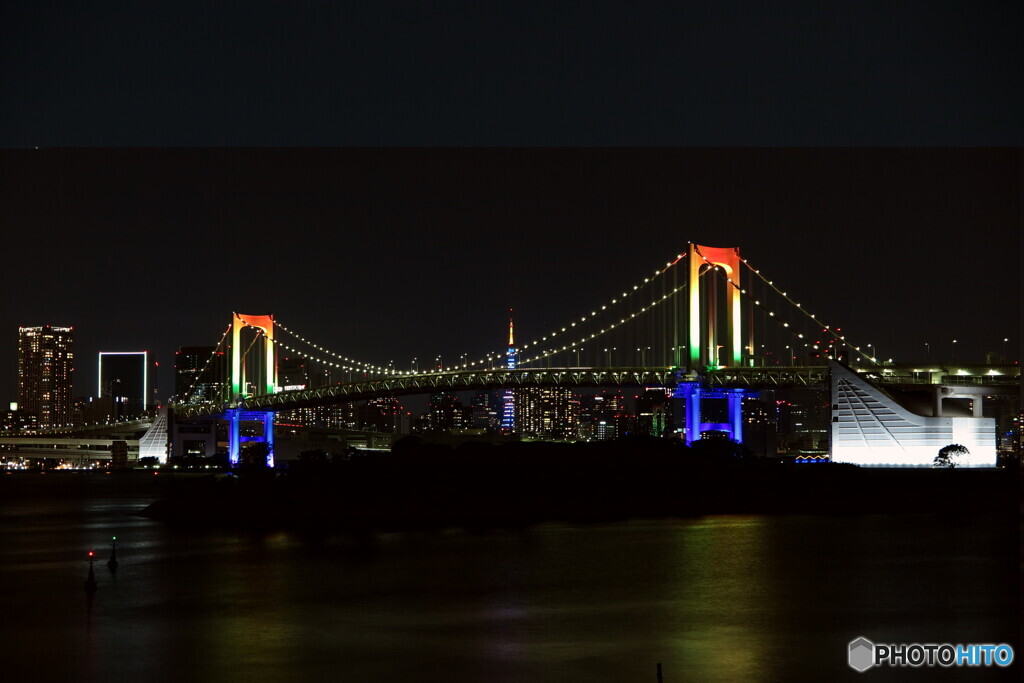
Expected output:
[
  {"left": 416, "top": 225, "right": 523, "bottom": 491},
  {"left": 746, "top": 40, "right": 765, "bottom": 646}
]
[{"left": 849, "top": 637, "right": 875, "bottom": 672}]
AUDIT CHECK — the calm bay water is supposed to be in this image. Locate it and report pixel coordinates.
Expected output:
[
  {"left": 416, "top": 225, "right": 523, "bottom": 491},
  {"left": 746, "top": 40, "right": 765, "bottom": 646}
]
[{"left": 0, "top": 471, "right": 1017, "bottom": 682}]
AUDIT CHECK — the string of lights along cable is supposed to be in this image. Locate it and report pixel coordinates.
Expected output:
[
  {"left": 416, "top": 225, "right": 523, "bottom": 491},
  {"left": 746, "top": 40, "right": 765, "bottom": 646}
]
[
  {"left": 209, "top": 243, "right": 886, "bottom": 400},
  {"left": 158, "top": 241, "right": 947, "bottom": 426}
]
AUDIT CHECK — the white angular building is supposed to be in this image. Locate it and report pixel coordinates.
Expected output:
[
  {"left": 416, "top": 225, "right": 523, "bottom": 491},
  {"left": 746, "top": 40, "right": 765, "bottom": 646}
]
[{"left": 830, "top": 362, "right": 996, "bottom": 467}]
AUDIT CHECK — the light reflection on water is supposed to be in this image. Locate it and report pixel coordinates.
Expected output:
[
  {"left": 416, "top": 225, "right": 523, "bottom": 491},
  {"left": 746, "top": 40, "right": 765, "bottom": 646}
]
[{"left": 0, "top": 473, "right": 1016, "bottom": 682}]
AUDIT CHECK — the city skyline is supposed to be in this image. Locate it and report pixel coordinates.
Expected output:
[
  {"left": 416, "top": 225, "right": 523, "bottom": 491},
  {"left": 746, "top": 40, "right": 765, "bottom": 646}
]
[
  {"left": 1, "top": 6, "right": 1019, "bottom": 681},
  {"left": 1, "top": 148, "right": 1019, "bottom": 405}
]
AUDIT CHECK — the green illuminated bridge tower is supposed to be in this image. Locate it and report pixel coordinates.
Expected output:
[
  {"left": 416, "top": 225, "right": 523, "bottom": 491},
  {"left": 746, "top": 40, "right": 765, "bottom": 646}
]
[
  {"left": 227, "top": 313, "right": 277, "bottom": 467},
  {"left": 678, "top": 243, "right": 747, "bottom": 445},
  {"left": 688, "top": 243, "right": 744, "bottom": 369}
]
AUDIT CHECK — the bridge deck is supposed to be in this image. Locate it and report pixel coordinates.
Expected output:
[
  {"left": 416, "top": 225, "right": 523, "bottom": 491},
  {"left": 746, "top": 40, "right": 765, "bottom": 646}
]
[{"left": 173, "top": 363, "right": 1019, "bottom": 419}]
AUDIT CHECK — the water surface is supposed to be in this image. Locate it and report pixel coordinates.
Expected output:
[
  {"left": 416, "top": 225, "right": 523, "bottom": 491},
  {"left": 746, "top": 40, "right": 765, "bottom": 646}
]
[{"left": 0, "top": 471, "right": 1016, "bottom": 682}]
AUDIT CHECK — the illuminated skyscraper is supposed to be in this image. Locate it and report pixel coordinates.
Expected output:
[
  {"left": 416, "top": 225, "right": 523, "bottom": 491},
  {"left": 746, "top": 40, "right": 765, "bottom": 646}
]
[
  {"left": 587, "top": 391, "right": 627, "bottom": 440},
  {"left": 359, "top": 396, "right": 409, "bottom": 433},
  {"left": 637, "top": 388, "right": 673, "bottom": 437},
  {"left": 500, "top": 312, "right": 516, "bottom": 433},
  {"left": 470, "top": 390, "right": 499, "bottom": 431},
  {"left": 18, "top": 325, "right": 74, "bottom": 429},
  {"left": 425, "top": 391, "right": 469, "bottom": 432},
  {"left": 515, "top": 386, "right": 575, "bottom": 439}
]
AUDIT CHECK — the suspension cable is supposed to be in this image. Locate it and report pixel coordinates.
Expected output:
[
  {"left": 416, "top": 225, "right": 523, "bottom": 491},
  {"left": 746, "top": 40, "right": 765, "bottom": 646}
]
[
  {"left": 274, "top": 250, "right": 692, "bottom": 374},
  {"left": 265, "top": 334, "right": 390, "bottom": 376},
  {"left": 521, "top": 272, "right": 701, "bottom": 365},
  {"left": 691, "top": 245, "right": 872, "bottom": 364},
  {"left": 274, "top": 320, "right": 396, "bottom": 374},
  {"left": 738, "top": 257, "right": 872, "bottom": 363},
  {"left": 178, "top": 323, "right": 231, "bottom": 404}
]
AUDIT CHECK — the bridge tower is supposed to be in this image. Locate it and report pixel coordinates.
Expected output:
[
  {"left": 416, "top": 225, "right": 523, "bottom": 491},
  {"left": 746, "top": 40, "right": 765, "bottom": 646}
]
[
  {"left": 227, "top": 313, "right": 277, "bottom": 467},
  {"left": 678, "top": 244, "right": 752, "bottom": 445},
  {"left": 688, "top": 243, "right": 746, "bottom": 370}
]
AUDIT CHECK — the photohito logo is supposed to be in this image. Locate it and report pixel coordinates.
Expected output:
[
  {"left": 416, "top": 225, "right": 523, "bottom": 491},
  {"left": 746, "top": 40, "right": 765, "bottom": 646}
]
[{"left": 848, "top": 637, "right": 1014, "bottom": 672}]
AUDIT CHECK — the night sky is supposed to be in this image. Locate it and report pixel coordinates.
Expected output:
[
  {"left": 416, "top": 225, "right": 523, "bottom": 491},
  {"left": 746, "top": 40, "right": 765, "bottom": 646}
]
[{"left": 1, "top": 3, "right": 1020, "bottom": 403}]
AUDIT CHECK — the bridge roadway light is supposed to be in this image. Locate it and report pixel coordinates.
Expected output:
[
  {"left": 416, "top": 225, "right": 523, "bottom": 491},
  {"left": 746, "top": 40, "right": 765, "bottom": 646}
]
[{"left": 673, "top": 345, "right": 686, "bottom": 367}]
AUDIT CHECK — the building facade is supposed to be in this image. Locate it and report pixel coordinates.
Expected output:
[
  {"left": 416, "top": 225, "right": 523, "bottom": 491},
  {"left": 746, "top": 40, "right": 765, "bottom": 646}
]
[
  {"left": 514, "top": 386, "right": 576, "bottom": 439},
  {"left": 18, "top": 325, "right": 74, "bottom": 430},
  {"left": 637, "top": 388, "right": 673, "bottom": 437},
  {"left": 830, "top": 361, "right": 997, "bottom": 467},
  {"left": 420, "top": 391, "right": 471, "bottom": 433},
  {"left": 174, "top": 346, "right": 226, "bottom": 404}
]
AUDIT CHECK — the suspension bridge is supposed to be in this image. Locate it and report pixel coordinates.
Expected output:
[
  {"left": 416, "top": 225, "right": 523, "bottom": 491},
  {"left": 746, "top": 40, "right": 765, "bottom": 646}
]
[{"left": 161, "top": 242, "right": 1017, "bottom": 469}]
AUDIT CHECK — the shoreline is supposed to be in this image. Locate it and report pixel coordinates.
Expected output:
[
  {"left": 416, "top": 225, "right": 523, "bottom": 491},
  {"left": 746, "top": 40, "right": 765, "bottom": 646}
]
[{"left": 135, "top": 459, "right": 1020, "bottom": 534}]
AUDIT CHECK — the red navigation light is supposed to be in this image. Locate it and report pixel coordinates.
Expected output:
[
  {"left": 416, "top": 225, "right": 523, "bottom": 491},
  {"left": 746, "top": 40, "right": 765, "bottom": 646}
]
[{"left": 88, "top": 551, "right": 94, "bottom": 557}]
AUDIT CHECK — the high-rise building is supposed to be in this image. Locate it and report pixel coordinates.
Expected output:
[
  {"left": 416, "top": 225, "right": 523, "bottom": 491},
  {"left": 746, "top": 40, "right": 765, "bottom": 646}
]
[
  {"left": 276, "top": 355, "right": 315, "bottom": 425},
  {"left": 515, "top": 386, "right": 575, "bottom": 439},
  {"left": 18, "top": 325, "right": 74, "bottom": 429},
  {"left": 776, "top": 387, "right": 830, "bottom": 452},
  {"left": 174, "top": 346, "right": 227, "bottom": 403},
  {"left": 470, "top": 390, "right": 499, "bottom": 431},
  {"left": 2, "top": 403, "right": 38, "bottom": 434},
  {"left": 637, "top": 388, "right": 673, "bottom": 437},
  {"left": 422, "top": 391, "right": 470, "bottom": 432},
  {"left": 278, "top": 355, "right": 310, "bottom": 391},
  {"left": 358, "top": 397, "right": 409, "bottom": 433},
  {"left": 98, "top": 351, "right": 149, "bottom": 419},
  {"left": 586, "top": 391, "right": 628, "bottom": 440},
  {"left": 741, "top": 392, "right": 777, "bottom": 457}
]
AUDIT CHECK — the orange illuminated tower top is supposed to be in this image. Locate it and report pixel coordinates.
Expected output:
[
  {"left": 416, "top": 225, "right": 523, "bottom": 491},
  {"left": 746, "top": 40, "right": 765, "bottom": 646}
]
[
  {"left": 689, "top": 243, "right": 743, "bottom": 368},
  {"left": 231, "top": 313, "right": 276, "bottom": 399}
]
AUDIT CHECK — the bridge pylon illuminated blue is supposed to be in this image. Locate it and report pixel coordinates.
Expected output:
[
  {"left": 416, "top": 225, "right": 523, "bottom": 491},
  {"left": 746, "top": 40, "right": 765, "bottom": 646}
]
[
  {"left": 677, "top": 244, "right": 752, "bottom": 445},
  {"left": 227, "top": 313, "right": 277, "bottom": 467},
  {"left": 674, "top": 379, "right": 747, "bottom": 446}
]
